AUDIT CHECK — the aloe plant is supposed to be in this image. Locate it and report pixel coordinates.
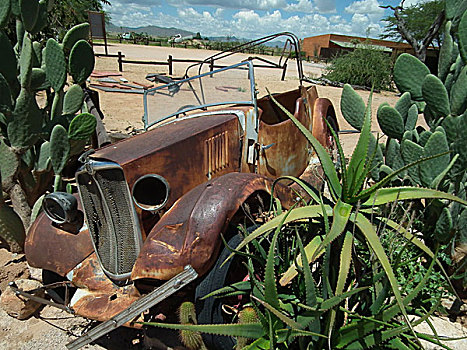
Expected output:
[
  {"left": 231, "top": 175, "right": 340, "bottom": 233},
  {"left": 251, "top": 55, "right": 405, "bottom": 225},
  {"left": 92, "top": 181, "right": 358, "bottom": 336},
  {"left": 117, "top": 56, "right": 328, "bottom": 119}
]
[
  {"left": 339, "top": 2, "right": 467, "bottom": 288},
  {"left": 0, "top": 0, "right": 97, "bottom": 252}
]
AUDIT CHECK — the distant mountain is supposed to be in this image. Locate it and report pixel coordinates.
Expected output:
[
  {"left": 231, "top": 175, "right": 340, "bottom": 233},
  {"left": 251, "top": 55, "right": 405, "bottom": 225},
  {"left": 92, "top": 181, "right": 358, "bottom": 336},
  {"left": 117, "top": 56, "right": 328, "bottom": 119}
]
[{"left": 107, "top": 23, "right": 194, "bottom": 38}]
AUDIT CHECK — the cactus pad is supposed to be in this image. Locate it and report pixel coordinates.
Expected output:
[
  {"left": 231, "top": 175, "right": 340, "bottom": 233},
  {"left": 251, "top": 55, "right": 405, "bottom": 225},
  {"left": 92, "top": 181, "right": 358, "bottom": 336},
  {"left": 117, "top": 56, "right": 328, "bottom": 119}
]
[
  {"left": 0, "top": 0, "right": 10, "bottom": 28},
  {"left": 386, "top": 139, "right": 404, "bottom": 171},
  {"left": 0, "top": 202, "right": 26, "bottom": 253},
  {"left": 63, "top": 23, "right": 90, "bottom": 51},
  {"left": 394, "top": 92, "right": 412, "bottom": 122},
  {"left": 434, "top": 207, "right": 453, "bottom": 244},
  {"left": 0, "top": 139, "right": 18, "bottom": 185},
  {"left": 30, "top": 68, "right": 47, "bottom": 90},
  {"left": 19, "top": 34, "right": 32, "bottom": 88},
  {"left": 422, "top": 74, "right": 451, "bottom": 117},
  {"left": 401, "top": 139, "right": 423, "bottom": 185},
  {"left": 69, "top": 40, "right": 94, "bottom": 85},
  {"left": 50, "top": 124, "right": 70, "bottom": 175},
  {"left": 19, "top": 0, "right": 38, "bottom": 32},
  {"left": 0, "top": 31, "right": 18, "bottom": 87},
  {"left": 420, "top": 131, "right": 450, "bottom": 187},
  {"left": 0, "top": 73, "right": 11, "bottom": 108},
  {"left": 404, "top": 104, "right": 418, "bottom": 131},
  {"left": 45, "top": 38, "right": 66, "bottom": 91},
  {"left": 29, "top": 0, "right": 47, "bottom": 35},
  {"left": 340, "top": 83, "right": 365, "bottom": 131},
  {"left": 63, "top": 84, "right": 84, "bottom": 115},
  {"left": 36, "top": 140, "right": 51, "bottom": 172},
  {"left": 393, "top": 53, "right": 430, "bottom": 100},
  {"left": 377, "top": 105, "right": 404, "bottom": 140},
  {"left": 438, "top": 22, "right": 453, "bottom": 82},
  {"left": 68, "top": 112, "right": 96, "bottom": 140},
  {"left": 459, "top": 10, "right": 467, "bottom": 63},
  {"left": 450, "top": 66, "right": 467, "bottom": 116}
]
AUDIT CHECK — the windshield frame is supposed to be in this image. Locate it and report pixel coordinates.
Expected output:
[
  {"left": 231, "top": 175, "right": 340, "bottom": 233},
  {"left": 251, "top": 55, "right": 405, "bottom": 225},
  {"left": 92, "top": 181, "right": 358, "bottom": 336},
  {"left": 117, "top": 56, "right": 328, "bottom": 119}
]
[{"left": 143, "top": 61, "right": 257, "bottom": 130}]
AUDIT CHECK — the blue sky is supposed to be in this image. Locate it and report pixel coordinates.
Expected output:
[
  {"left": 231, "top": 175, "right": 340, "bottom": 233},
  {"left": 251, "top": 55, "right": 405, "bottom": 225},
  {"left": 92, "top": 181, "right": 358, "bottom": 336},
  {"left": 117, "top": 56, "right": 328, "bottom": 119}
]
[{"left": 104, "top": 0, "right": 430, "bottom": 39}]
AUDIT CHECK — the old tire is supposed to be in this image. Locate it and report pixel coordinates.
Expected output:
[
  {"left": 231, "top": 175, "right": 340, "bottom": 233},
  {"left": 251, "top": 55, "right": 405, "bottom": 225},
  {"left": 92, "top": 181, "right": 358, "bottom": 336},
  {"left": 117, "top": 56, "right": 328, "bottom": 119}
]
[{"left": 195, "top": 233, "right": 245, "bottom": 350}]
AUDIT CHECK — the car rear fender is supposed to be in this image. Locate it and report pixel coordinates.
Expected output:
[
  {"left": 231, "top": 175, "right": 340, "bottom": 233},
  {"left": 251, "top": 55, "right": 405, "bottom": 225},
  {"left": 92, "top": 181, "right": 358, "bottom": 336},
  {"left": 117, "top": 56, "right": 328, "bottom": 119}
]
[{"left": 131, "top": 172, "right": 296, "bottom": 281}]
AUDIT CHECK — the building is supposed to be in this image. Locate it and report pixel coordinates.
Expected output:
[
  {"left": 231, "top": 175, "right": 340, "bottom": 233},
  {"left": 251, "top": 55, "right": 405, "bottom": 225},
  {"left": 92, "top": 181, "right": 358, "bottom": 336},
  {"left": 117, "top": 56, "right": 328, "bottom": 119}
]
[{"left": 302, "top": 34, "right": 438, "bottom": 71}]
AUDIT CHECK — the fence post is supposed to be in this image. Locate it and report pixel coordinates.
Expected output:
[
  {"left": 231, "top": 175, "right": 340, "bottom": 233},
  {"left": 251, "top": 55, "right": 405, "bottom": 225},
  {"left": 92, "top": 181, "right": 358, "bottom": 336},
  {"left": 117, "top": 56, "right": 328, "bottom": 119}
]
[
  {"left": 281, "top": 63, "right": 287, "bottom": 81},
  {"left": 168, "top": 55, "right": 173, "bottom": 76},
  {"left": 209, "top": 58, "right": 214, "bottom": 77},
  {"left": 118, "top": 51, "right": 123, "bottom": 72}
]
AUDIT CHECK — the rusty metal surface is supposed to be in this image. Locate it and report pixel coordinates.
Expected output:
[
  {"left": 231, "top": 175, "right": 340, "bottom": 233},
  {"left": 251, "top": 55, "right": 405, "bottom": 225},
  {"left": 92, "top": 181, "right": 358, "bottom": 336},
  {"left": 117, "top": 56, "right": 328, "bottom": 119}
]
[
  {"left": 25, "top": 211, "right": 93, "bottom": 277},
  {"left": 131, "top": 172, "right": 296, "bottom": 281},
  {"left": 92, "top": 114, "right": 241, "bottom": 211},
  {"left": 257, "top": 90, "right": 312, "bottom": 178},
  {"left": 312, "top": 97, "right": 338, "bottom": 150},
  {"left": 69, "top": 253, "right": 142, "bottom": 324}
]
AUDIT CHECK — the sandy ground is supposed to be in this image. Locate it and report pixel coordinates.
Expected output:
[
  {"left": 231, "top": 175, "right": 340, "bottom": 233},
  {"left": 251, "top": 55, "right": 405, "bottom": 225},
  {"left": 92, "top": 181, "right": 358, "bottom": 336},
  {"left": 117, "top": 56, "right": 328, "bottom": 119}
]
[{"left": 0, "top": 43, "right": 464, "bottom": 349}]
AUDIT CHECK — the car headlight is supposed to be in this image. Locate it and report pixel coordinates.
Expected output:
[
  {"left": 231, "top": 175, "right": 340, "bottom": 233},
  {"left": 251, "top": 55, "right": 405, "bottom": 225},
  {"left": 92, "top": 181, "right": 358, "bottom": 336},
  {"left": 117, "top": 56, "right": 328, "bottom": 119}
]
[
  {"left": 43, "top": 192, "right": 79, "bottom": 225},
  {"left": 132, "top": 174, "right": 170, "bottom": 212}
]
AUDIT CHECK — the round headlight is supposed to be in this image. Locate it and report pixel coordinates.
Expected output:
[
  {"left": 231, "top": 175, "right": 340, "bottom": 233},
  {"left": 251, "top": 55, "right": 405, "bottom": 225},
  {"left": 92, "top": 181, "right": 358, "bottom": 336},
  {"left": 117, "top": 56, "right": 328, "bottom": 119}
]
[
  {"left": 132, "top": 174, "right": 170, "bottom": 212},
  {"left": 43, "top": 192, "right": 79, "bottom": 224}
]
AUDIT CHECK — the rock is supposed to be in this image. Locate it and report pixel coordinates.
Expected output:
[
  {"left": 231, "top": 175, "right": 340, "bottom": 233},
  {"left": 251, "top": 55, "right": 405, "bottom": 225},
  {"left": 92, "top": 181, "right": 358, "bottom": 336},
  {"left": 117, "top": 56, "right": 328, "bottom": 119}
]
[
  {"left": 0, "top": 279, "right": 45, "bottom": 320},
  {"left": 415, "top": 315, "right": 467, "bottom": 350}
]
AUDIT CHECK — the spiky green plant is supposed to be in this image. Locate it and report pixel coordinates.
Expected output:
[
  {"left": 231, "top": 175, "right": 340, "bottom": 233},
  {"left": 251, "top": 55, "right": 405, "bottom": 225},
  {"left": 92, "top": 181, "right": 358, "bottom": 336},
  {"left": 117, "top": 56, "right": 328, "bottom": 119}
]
[
  {"left": 0, "top": 0, "right": 97, "bottom": 252},
  {"left": 339, "top": 1, "right": 467, "bottom": 288}
]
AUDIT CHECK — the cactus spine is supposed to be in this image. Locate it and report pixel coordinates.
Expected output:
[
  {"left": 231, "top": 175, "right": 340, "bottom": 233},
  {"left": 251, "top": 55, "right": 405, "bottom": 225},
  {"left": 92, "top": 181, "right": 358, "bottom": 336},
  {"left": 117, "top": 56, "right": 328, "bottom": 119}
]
[{"left": 178, "top": 302, "right": 207, "bottom": 350}]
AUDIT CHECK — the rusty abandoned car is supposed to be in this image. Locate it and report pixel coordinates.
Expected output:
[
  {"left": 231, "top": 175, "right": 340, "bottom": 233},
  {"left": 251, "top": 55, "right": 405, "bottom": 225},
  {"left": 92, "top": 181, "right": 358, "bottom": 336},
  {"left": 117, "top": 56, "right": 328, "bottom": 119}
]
[{"left": 14, "top": 33, "right": 339, "bottom": 349}]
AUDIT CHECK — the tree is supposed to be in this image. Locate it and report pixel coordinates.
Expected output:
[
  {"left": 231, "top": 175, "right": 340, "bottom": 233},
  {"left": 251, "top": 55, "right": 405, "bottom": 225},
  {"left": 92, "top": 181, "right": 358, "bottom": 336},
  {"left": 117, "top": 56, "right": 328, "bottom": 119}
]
[{"left": 380, "top": 0, "right": 445, "bottom": 62}]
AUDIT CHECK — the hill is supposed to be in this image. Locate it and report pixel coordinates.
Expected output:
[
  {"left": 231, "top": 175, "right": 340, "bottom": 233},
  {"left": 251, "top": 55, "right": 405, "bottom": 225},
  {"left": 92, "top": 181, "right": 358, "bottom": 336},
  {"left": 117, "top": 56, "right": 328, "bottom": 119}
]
[{"left": 106, "top": 23, "right": 194, "bottom": 38}]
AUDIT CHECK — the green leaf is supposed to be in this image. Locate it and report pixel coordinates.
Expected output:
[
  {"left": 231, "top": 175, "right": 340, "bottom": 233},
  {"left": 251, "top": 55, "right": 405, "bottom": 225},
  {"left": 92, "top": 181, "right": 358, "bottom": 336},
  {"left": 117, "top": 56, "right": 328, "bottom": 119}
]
[
  {"left": 252, "top": 295, "right": 304, "bottom": 330},
  {"left": 345, "top": 92, "right": 372, "bottom": 199},
  {"left": 50, "top": 124, "right": 70, "bottom": 175},
  {"left": 377, "top": 105, "right": 404, "bottom": 140},
  {"left": 68, "top": 40, "right": 94, "bottom": 84},
  {"left": 340, "top": 84, "right": 365, "bottom": 131},
  {"left": 63, "top": 84, "right": 84, "bottom": 115},
  {"left": 438, "top": 22, "right": 453, "bottom": 82},
  {"left": 264, "top": 228, "right": 281, "bottom": 310},
  {"left": 19, "top": 0, "right": 38, "bottom": 32},
  {"left": 420, "top": 131, "right": 450, "bottom": 186},
  {"left": 458, "top": 8, "right": 467, "bottom": 63},
  {"left": 0, "top": 0, "right": 10, "bottom": 28},
  {"left": 354, "top": 213, "right": 417, "bottom": 343},
  {"left": 45, "top": 38, "right": 66, "bottom": 91},
  {"left": 422, "top": 74, "right": 451, "bottom": 117},
  {"left": 393, "top": 53, "right": 430, "bottom": 100},
  {"left": 394, "top": 92, "right": 412, "bottom": 122},
  {"left": 63, "top": 23, "right": 90, "bottom": 51},
  {"left": 68, "top": 112, "right": 96, "bottom": 140},
  {"left": 450, "top": 66, "right": 467, "bottom": 116},
  {"left": 295, "top": 233, "right": 317, "bottom": 307},
  {"left": 362, "top": 186, "right": 467, "bottom": 207}
]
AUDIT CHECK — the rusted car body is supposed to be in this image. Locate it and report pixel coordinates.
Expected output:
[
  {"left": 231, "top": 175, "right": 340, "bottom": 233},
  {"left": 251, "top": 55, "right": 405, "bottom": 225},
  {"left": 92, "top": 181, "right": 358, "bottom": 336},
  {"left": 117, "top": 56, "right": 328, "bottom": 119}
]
[{"left": 22, "top": 33, "right": 338, "bottom": 347}]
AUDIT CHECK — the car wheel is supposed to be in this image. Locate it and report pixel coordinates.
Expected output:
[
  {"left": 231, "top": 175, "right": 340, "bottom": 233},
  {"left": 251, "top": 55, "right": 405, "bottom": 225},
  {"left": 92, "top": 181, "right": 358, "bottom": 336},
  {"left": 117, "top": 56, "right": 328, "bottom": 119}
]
[{"left": 195, "top": 233, "right": 247, "bottom": 350}]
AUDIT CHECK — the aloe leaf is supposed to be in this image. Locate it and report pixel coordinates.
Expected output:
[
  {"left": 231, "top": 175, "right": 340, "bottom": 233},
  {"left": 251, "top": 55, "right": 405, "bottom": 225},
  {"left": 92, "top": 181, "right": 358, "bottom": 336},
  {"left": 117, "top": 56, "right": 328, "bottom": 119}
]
[
  {"left": 279, "top": 236, "right": 323, "bottom": 286},
  {"left": 354, "top": 213, "right": 417, "bottom": 341},
  {"left": 345, "top": 92, "right": 372, "bottom": 199},
  {"left": 252, "top": 295, "right": 304, "bottom": 330},
  {"left": 141, "top": 322, "right": 265, "bottom": 339},
  {"left": 293, "top": 287, "right": 369, "bottom": 312},
  {"left": 272, "top": 175, "right": 320, "bottom": 204},
  {"left": 295, "top": 233, "right": 317, "bottom": 307},
  {"left": 224, "top": 205, "right": 329, "bottom": 266},
  {"left": 312, "top": 200, "right": 352, "bottom": 261},
  {"left": 265, "top": 226, "right": 282, "bottom": 310},
  {"left": 356, "top": 152, "right": 452, "bottom": 202},
  {"left": 269, "top": 91, "right": 341, "bottom": 199},
  {"left": 362, "top": 186, "right": 467, "bottom": 207}
]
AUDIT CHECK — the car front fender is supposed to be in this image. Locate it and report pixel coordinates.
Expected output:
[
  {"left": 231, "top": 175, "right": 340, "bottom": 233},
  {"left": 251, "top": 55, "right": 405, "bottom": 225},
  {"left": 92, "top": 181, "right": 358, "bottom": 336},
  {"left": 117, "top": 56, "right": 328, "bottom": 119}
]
[{"left": 131, "top": 172, "right": 296, "bottom": 281}]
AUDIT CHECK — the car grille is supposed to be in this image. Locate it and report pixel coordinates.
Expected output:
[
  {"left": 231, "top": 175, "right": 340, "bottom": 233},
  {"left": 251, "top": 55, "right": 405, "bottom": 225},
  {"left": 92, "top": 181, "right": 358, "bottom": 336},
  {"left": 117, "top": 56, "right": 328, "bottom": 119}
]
[{"left": 77, "top": 162, "right": 141, "bottom": 280}]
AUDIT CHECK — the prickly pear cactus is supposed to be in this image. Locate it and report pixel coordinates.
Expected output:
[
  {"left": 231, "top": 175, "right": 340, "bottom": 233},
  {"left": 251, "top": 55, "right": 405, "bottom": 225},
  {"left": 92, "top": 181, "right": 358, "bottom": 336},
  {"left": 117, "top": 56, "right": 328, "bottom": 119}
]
[{"left": 0, "top": 1, "right": 97, "bottom": 252}]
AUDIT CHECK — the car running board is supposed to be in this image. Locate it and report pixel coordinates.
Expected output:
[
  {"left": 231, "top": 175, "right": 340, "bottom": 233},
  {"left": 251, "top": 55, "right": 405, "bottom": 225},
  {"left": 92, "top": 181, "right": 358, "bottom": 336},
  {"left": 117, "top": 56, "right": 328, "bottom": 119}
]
[{"left": 66, "top": 265, "right": 198, "bottom": 350}]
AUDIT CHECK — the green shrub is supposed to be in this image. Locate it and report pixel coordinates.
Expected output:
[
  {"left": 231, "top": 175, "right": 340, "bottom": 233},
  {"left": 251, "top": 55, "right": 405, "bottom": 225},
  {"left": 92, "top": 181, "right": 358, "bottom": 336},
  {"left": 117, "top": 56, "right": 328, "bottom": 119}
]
[{"left": 324, "top": 46, "right": 393, "bottom": 90}]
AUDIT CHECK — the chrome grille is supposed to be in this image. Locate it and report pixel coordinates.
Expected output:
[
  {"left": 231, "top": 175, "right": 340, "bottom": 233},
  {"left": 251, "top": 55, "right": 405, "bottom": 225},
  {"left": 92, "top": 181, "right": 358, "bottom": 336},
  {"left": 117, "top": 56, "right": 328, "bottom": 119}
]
[{"left": 77, "top": 162, "right": 142, "bottom": 280}]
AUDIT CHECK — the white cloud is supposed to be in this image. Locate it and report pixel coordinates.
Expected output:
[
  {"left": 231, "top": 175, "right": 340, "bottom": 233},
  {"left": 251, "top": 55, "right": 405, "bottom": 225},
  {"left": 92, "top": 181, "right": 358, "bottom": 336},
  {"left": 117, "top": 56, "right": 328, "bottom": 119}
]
[
  {"left": 285, "top": 0, "right": 315, "bottom": 13},
  {"left": 167, "top": 0, "right": 288, "bottom": 11},
  {"left": 314, "top": 0, "right": 336, "bottom": 13},
  {"left": 402, "top": 0, "right": 431, "bottom": 6},
  {"left": 104, "top": 1, "right": 157, "bottom": 27},
  {"left": 345, "top": 0, "right": 384, "bottom": 22}
]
